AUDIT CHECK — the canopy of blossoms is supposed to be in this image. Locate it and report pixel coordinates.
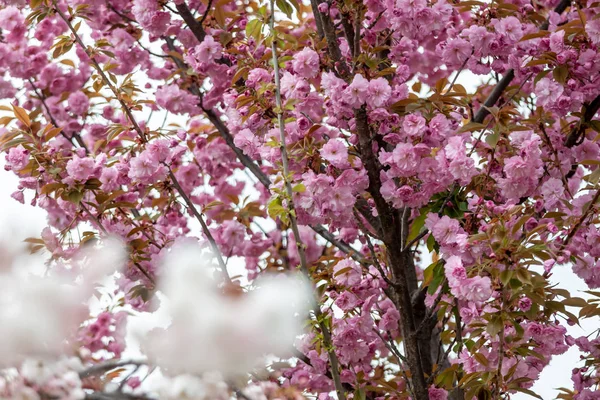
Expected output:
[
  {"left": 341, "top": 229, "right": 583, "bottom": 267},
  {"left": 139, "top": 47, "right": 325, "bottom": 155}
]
[{"left": 1, "top": 0, "right": 600, "bottom": 399}]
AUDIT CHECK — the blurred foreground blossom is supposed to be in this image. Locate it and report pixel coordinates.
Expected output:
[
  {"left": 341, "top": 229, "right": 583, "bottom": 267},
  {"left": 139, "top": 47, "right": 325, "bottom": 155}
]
[
  {"left": 0, "top": 356, "right": 86, "bottom": 399},
  {"left": 0, "top": 237, "right": 125, "bottom": 366},
  {"left": 143, "top": 241, "right": 313, "bottom": 378}
]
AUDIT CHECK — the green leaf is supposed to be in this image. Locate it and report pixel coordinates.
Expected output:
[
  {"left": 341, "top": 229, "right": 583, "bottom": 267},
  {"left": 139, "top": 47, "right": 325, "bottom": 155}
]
[
  {"left": 67, "top": 190, "right": 84, "bottom": 204},
  {"left": 267, "top": 196, "right": 289, "bottom": 224},
  {"left": 486, "top": 315, "right": 503, "bottom": 337},
  {"left": 553, "top": 65, "right": 569, "bottom": 85},
  {"left": 589, "top": 120, "right": 600, "bottom": 133},
  {"left": 512, "top": 387, "right": 543, "bottom": 399},
  {"left": 292, "top": 183, "right": 306, "bottom": 192},
  {"left": 458, "top": 121, "right": 487, "bottom": 133},
  {"left": 500, "top": 269, "right": 513, "bottom": 286},
  {"left": 562, "top": 297, "right": 588, "bottom": 308},
  {"left": 427, "top": 261, "right": 445, "bottom": 295},
  {"left": 427, "top": 234, "right": 436, "bottom": 253},
  {"left": 407, "top": 209, "right": 428, "bottom": 243},
  {"left": 354, "top": 388, "right": 366, "bottom": 400},
  {"left": 245, "top": 19, "right": 263, "bottom": 40},
  {"left": 423, "top": 260, "right": 440, "bottom": 287},
  {"left": 485, "top": 132, "right": 500, "bottom": 147},
  {"left": 276, "top": 0, "right": 294, "bottom": 18}
]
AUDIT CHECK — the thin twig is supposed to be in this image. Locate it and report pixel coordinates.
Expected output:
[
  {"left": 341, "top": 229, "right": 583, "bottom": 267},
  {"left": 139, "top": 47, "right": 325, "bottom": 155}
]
[
  {"left": 28, "top": 78, "right": 89, "bottom": 153},
  {"left": 54, "top": 3, "right": 230, "bottom": 283},
  {"left": 445, "top": 51, "right": 473, "bottom": 95},
  {"left": 167, "top": 168, "right": 231, "bottom": 283},
  {"left": 54, "top": 2, "right": 148, "bottom": 143},
  {"left": 270, "top": 1, "right": 345, "bottom": 398},
  {"left": 79, "top": 359, "right": 146, "bottom": 379},
  {"left": 199, "top": 0, "right": 213, "bottom": 24}
]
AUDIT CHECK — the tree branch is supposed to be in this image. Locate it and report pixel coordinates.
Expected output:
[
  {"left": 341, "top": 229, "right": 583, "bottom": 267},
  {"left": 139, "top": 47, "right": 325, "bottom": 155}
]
[
  {"left": 55, "top": 3, "right": 230, "bottom": 283},
  {"left": 270, "top": 1, "right": 346, "bottom": 397},
  {"left": 472, "top": 0, "right": 571, "bottom": 124},
  {"left": 162, "top": 37, "right": 367, "bottom": 269},
  {"left": 79, "top": 360, "right": 146, "bottom": 379},
  {"left": 28, "top": 78, "right": 89, "bottom": 153},
  {"left": 174, "top": 1, "right": 206, "bottom": 42}
]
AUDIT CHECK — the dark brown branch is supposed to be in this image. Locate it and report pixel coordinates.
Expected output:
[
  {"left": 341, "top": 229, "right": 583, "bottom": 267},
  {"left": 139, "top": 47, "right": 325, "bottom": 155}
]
[
  {"left": 162, "top": 37, "right": 365, "bottom": 263},
  {"left": 565, "top": 94, "right": 600, "bottom": 148},
  {"left": 199, "top": 0, "right": 213, "bottom": 24},
  {"left": 174, "top": 1, "right": 206, "bottom": 43},
  {"left": 473, "top": 0, "right": 571, "bottom": 124},
  {"left": 309, "top": 0, "right": 325, "bottom": 39},
  {"left": 203, "top": 108, "right": 272, "bottom": 188},
  {"left": 310, "top": 0, "right": 350, "bottom": 79},
  {"left": 354, "top": 105, "right": 429, "bottom": 400},
  {"left": 28, "top": 78, "right": 89, "bottom": 153},
  {"left": 472, "top": 69, "right": 515, "bottom": 124},
  {"left": 309, "top": 224, "right": 367, "bottom": 265},
  {"left": 167, "top": 168, "right": 231, "bottom": 283}
]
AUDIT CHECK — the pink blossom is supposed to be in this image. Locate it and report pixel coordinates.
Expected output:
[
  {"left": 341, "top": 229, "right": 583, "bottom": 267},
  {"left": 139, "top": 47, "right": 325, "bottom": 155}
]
[
  {"left": 128, "top": 151, "right": 161, "bottom": 184},
  {"left": 379, "top": 143, "right": 419, "bottom": 177},
  {"left": 403, "top": 114, "right": 426, "bottom": 138},
  {"left": 0, "top": 79, "right": 16, "bottom": 99},
  {"left": 321, "top": 71, "right": 346, "bottom": 95},
  {"left": 442, "top": 38, "right": 472, "bottom": 65},
  {"left": 425, "top": 214, "right": 460, "bottom": 244},
  {"left": 344, "top": 74, "right": 369, "bottom": 108},
  {"left": 366, "top": 78, "right": 391, "bottom": 108},
  {"left": 333, "top": 259, "right": 362, "bottom": 286},
  {"left": 428, "top": 387, "right": 448, "bottom": 400},
  {"left": 535, "top": 78, "right": 564, "bottom": 108},
  {"left": 280, "top": 72, "right": 310, "bottom": 99},
  {"left": 67, "top": 91, "right": 89, "bottom": 116},
  {"left": 292, "top": 48, "right": 320, "bottom": 79},
  {"left": 0, "top": 6, "right": 24, "bottom": 32},
  {"left": 156, "top": 85, "right": 199, "bottom": 115},
  {"left": 444, "top": 256, "right": 467, "bottom": 287},
  {"left": 541, "top": 178, "right": 564, "bottom": 208},
  {"left": 131, "top": 0, "right": 171, "bottom": 37},
  {"left": 519, "top": 297, "right": 532, "bottom": 312},
  {"left": 586, "top": 19, "right": 600, "bottom": 45},
  {"left": 146, "top": 139, "right": 171, "bottom": 163},
  {"left": 66, "top": 155, "right": 96, "bottom": 182},
  {"left": 234, "top": 129, "right": 261, "bottom": 159},
  {"left": 246, "top": 68, "right": 271, "bottom": 88},
  {"left": 321, "top": 139, "right": 349, "bottom": 169},
  {"left": 192, "top": 36, "right": 223, "bottom": 64},
  {"left": 461, "top": 276, "right": 492, "bottom": 303},
  {"left": 495, "top": 16, "right": 523, "bottom": 42},
  {"left": 100, "top": 167, "right": 119, "bottom": 192},
  {"left": 10, "top": 190, "right": 24, "bottom": 204},
  {"left": 5, "top": 145, "right": 29, "bottom": 171}
]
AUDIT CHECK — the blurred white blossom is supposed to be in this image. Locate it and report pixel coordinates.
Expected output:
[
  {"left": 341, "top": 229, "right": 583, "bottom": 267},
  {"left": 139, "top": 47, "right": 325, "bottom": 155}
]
[
  {"left": 151, "top": 372, "right": 229, "bottom": 400},
  {"left": 0, "top": 236, "right": 125, "bottom": 366},
  {"left": 143, "top": 242, "right": 313, "bottom": 378},
  {"left": 0, "top": 356, "right": 85, "bottom": 400}
]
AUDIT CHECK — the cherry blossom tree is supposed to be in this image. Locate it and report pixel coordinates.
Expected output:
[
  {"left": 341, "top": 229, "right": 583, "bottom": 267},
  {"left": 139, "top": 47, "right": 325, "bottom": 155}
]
[{"left": 1, "top": 0, "right": 600, "bottom": 398}]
